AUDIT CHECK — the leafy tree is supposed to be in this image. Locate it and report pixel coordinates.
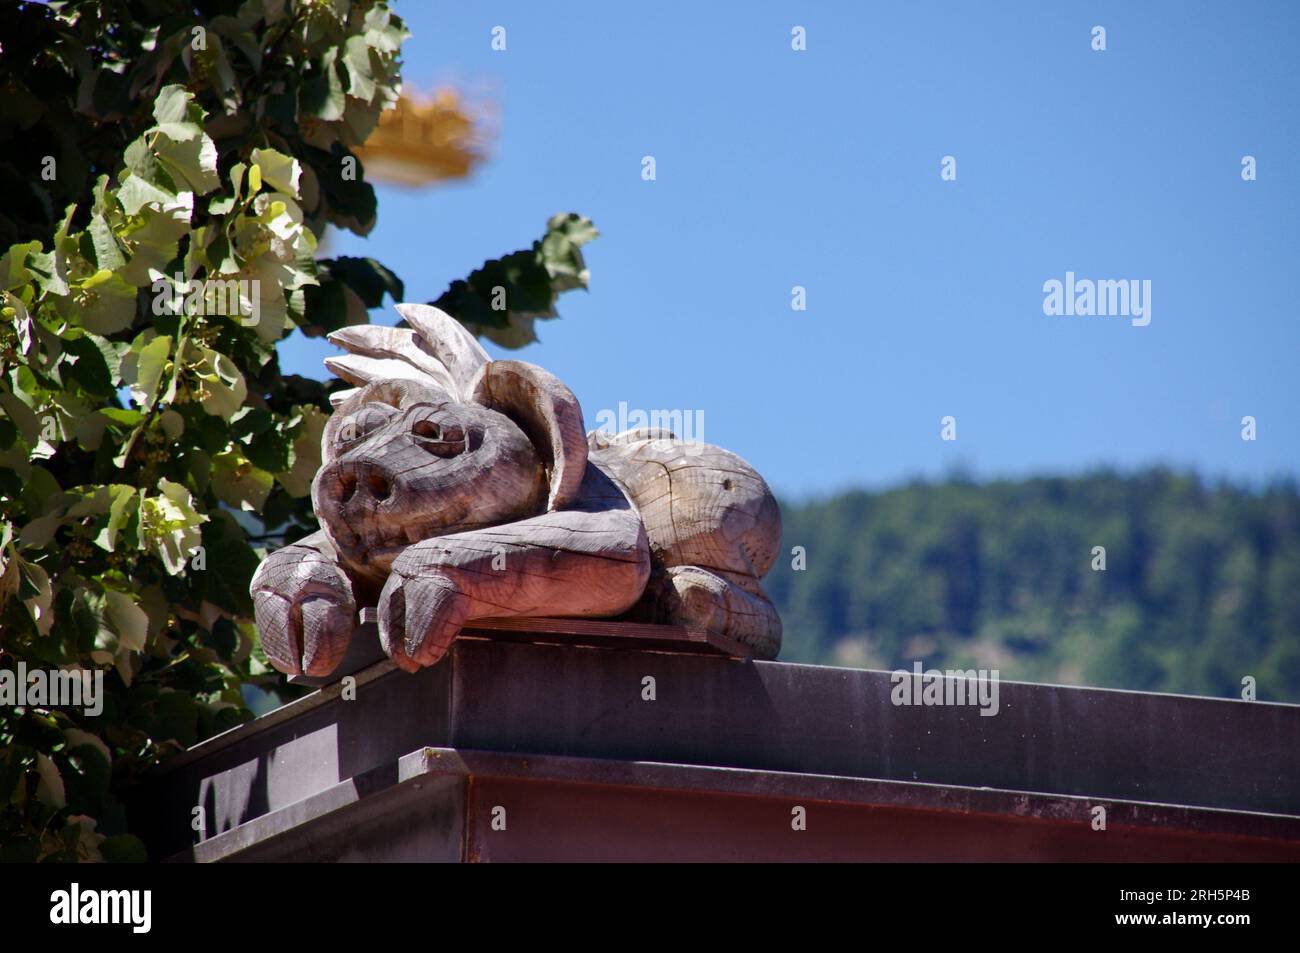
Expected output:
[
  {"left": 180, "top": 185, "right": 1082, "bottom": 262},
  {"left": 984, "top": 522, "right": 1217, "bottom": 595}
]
[{"left": 0, "top": 0, "right": 595, "bottom": 861}]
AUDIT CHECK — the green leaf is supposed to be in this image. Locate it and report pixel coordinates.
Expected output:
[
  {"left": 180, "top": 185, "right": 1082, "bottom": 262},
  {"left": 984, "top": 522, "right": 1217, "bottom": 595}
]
[
  {"left": 321, "top": 256, "right": 403, "bottom": 308},
  {"left": 105, "top": 590, "right": 149, "bottom": 652},
  {"left": 130, "top": 335, "right": 173, "bottom": 409},
  {"left": 64, "top": 728, "right": 112, "bottom": 769},
  {"left": 276, "top": 405, "right": 326, "bottom": 497},
  {"left": 94, "top": 484, "right": 140, "bottom": 552},
  {"left": 212, "top": 450, "right": 274, "bottom": 513},
  {"left": 100, "top": 408, "right": 144, "bottom": 426},
  {"left": 117, "top": 174, "right": 176, "bottom": 216},
  {"left": 343, "top": 35, "right": 377, "bottom": 102},
  {"left": 124, "top": 136, "right": 170, "bottom": 187},
  {"left": 539, "top": 211, "right": 598, "bottom": 292},
  {"left": 431, "top": 214, "right": 599, "bottom": 348},
  {"left": 154, "top": 121, "right": 202, "bottom": 142},
  {"left": 159, "top": 408, "right": 185, "bottom": 440},
  {"left": 61, "top": 333, "right": 117, "bottom": 397},
  {"left": 88, "top": 214, "right": 127, "bottom": 271},
  {"left": 0, "top": 388, "right": 41, "bottom": 445},
  {"left": 299, "top": 47, "right": 346, "bottom": 121},
  {"left": 18, "top": 511, "right": 65, "bottom": 550},
  {"left": 249, "top": 147, "right": 301, "bottom": 198},
  {"left": 67, "top": 484, "right": 120, "bottom": 519},
  {"left": 229, "top": 162, "right": 248, "bottom": 199},
  {"left": 0, "top": 241, "right": 41, "bottom": 290},
  {"left": 141, "top": 479, "right": 206, "bottom": 574},
  {"left": 152, "top": 85, "right": 194, "bottom": 125},
  {"left": 35, "top": 754, "right": 66, "bottom": 809},
  {"left": 26, "top": 248, "right": 70, "bottom": 297},
  {"left": 211, "top": 15, "right": 262, "bottom": 71},
  {"left": 154, "top": 128, "right": 220, "bottom": 195},
  {"left": 208, "top": 195, "right": 237, "bottom": 215},
  {"left": 362, "top": 5, "right": 409, "bottom": 54},
  {"left": 20, "top": 559, "right": 52, "bottom": 634},
  {"left": 233, "top": 408, "right": 291, "bottom": 471},
  {"left": 196, "top": 520, "right": 259, "bottom": 617},
  {"left": 191, "top": 345, "right": 248, "bottom": 420},
  {"left": 118, "top": 194, "right": 194, "bottom": 286}
]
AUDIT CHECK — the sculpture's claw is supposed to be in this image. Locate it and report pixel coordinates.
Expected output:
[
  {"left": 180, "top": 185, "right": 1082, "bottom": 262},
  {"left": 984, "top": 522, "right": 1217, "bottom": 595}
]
[
  {"left": 252, "top": 586, "right": 357, "bottom": 677},
  {"left": 253, "top": 590, "right": 298, "bottom": 671},
  {"left": 377, "top": 569, "right": 469, "bottom": 671},
  {"left": 250, "top": 537, "right": 357, "bottom": 677}
]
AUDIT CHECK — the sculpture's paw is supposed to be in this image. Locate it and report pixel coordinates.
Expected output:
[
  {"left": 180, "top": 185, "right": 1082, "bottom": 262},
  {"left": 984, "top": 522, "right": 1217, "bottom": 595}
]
[
  {"left": 251, "top": 546, "right": 357, "bottom": 677},
  {"left": 638, "top": 565, "right": 783, "bottom": 660},
  {"left": 377, "top": 565, "right": 470, "bottom": 672},
  {"left": 655, "top": 566, "right": 729, "bottom": 632}
]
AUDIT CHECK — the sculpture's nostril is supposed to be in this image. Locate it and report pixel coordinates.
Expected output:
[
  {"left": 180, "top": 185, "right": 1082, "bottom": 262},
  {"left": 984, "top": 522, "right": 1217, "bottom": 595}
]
[
  {"left": 339, "top": 472, "right": 357, "bottom": 504},
  {"left": 367, "top": 472, "right": 391, "bottom": 501}
]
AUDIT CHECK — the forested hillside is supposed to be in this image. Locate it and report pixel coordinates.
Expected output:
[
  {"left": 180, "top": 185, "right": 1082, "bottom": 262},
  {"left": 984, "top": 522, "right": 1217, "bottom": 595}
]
[{"left": 766, "top": 470, "right": 1300, "bottom": 703}]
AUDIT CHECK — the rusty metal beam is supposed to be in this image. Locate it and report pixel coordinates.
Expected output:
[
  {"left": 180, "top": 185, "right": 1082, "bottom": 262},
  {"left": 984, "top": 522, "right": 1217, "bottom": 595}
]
[
  {"left": 130, "top": 624, "right": 1300, "bottom": 861},
  {"left": 176, "top": 747, "right": 1300, "bottom": 863}
]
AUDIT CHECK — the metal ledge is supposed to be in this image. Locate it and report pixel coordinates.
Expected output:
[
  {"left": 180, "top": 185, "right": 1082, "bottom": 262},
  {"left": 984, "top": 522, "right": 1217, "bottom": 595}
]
[
  {"left": 172, "top": 747, "right": 1300, "bottom": 863},
  {"left": 130, "top": 622, "right": 1300, "bottom": 861}
]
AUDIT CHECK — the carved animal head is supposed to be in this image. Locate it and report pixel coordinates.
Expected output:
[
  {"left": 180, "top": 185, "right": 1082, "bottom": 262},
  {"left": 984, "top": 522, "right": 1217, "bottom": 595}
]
[{"left": 312, "top": 304, "right": 589, "bottom": 580}]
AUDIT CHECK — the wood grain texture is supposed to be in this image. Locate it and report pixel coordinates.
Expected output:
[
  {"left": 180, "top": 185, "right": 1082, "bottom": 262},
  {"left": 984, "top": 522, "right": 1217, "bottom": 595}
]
[
  {"left": 327, "top": 325, "right": 460, "bottom": 394},
  {"left": 250, "top": 530, "right": 357, "bottom": 676},
  {"left": 470, "top": 360, "right": 588, "bottom": 511},
  {"left": 252, "top": 308, "right": 783, "bottom": 677},
  {"left": 393, "top": 302, "right": 489, "bottom": 398},
  {"left": 378, "top": 467, "right": 651, "bottom": 671},
  {"left": 323, "top": 353, "right": 447, "bottom": 392},
  {"left": 590, "top": 436, "right": 781, "bottom": 579},
  {"left": 329, "top": 387, "right": 361, "bottom": 408},
  {"left": 313, "top": 380, "right": 546, "bottom": 583}
]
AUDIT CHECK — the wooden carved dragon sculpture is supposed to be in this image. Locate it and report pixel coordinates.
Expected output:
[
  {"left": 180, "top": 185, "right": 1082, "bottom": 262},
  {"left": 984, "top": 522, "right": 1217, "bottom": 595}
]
[{"left": 250, "top": 304, "right": 782, "bottom": 676}]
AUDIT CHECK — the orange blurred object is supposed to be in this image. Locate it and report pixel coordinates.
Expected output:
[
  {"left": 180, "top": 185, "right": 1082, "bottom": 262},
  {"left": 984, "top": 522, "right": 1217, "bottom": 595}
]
[{"left": 355, "top": 90, "right": 489, "bottom": 187}]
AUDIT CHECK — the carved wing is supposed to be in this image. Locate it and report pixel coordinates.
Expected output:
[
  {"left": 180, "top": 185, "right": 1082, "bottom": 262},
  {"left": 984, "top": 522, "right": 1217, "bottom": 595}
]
[{"left": 324, "top": 304, "right": 490, "bottom": 406}]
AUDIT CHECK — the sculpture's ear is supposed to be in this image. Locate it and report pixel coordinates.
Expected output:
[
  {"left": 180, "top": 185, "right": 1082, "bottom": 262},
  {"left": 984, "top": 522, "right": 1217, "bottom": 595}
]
[{"left": 470, "top": 360, "right": 588, "bottom": 510}]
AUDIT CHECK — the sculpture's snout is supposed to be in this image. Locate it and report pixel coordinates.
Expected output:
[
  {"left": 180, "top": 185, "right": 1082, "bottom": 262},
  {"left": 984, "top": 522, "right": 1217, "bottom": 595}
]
[
  {"left": 312, "top": 452, "right": 429, "bottom": 571},
  {"left": 319, "top": 457, "right": 399, "bottom": 519},
  {"left": 336, "top": 464, "right": 392, "bottom": 506}
]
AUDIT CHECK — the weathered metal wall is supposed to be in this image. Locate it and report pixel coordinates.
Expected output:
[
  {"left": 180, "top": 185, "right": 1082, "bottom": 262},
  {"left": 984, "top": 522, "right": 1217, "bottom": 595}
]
[{"left": 130, "top": 627, "right": 1300, "bottom": 862}]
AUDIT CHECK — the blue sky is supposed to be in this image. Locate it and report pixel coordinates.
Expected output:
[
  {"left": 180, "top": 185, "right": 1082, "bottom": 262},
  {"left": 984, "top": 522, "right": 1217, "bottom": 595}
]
[{"left": 279, "top": 0, "right": 1300, "bottom": 499}]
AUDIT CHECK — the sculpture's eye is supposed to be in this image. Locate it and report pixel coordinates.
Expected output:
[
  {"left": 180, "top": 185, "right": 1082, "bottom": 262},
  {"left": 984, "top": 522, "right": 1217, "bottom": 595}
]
[
  {"left": 413, "top": 420, "right": 463, "bottom": 441},
  {"left": 412, "top": 417, "right": 478, "bottom": 458},
  {"left": 337, "top": 403, "right": 396, "bottom": 448}
]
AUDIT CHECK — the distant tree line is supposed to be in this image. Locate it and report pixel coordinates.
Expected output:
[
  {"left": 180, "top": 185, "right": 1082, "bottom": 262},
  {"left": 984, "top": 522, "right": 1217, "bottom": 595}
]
[{"left": 767, "top": 470, "right": 1300, "bottom": 703}]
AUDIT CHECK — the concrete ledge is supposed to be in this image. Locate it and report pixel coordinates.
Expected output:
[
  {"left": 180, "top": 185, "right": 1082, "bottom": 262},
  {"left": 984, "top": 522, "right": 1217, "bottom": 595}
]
[{"left": 130, "top": 625, "right": 1300, "bottom": 860}]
